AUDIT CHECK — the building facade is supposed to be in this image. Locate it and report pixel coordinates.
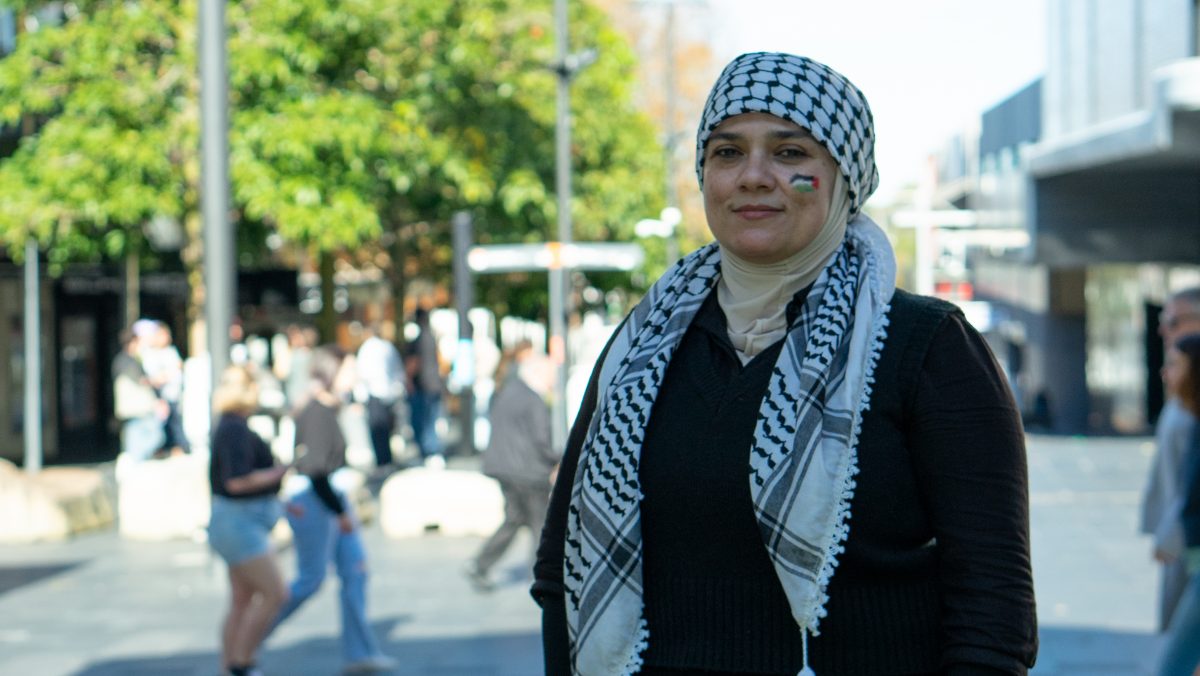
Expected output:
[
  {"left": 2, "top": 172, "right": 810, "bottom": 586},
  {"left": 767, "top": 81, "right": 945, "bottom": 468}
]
[{"left": 938, "top": 0, "right": 1200, "bottom": 434}]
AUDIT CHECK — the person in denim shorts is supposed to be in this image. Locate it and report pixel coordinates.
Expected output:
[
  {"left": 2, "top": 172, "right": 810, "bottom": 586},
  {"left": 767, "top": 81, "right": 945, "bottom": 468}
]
[{"left": 208, "top": 365, "right": 289, "bottom": 676}]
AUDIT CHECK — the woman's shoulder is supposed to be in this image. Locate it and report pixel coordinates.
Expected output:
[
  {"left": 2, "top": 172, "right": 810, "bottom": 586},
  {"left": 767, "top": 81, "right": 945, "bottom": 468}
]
[
  {"left": 883, "top": 289, "right": 965, "bottom": 351},
  {"left": 887, "top": 288, "right": 961, "bottom": 321},
  {"left": 877, "top": 289, "right": 977, "bottom": 385}
]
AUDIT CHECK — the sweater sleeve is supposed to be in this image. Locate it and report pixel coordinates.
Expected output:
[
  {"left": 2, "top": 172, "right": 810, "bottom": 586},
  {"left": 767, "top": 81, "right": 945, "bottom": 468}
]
[
  {"left": 310, "top": 474, "right": 346, "bottom": 515},
  {"left": 532, "top": 323, "right": 624, "bottom": 676},
  {"left": 532, "top": 372, "right": 597, "bottom": 676},
  {"left": 907, "top": 312, "right": 1038, "bottom": 674},
  {"left": 531, "top": 368, "right": 599, "bottom": 603}
]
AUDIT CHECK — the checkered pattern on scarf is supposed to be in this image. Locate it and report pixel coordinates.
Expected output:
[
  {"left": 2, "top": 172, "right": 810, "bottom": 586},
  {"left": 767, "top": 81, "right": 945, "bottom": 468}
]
[
  {"left": 564, "top": 213, "right": 894, "bottom": 675},
  {"left": 695, "top": 51, "right": 880, "bottom": 218}
]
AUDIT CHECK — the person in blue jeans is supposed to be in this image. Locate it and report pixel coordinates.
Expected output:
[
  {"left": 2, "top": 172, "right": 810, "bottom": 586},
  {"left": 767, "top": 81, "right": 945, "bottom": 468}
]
[
  {"left": 405, "top": 308, "right": 446, "bottom": 468},
  {"left": 269, "top": 346, "right": 396, "bottom": 674},
  {"left": 1158, "top": 332, "right": 1200, "bottom": 676}
]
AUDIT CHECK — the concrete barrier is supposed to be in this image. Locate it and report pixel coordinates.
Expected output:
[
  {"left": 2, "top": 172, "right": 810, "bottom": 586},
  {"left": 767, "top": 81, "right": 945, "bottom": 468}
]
[
  {"left": 378, "top": 468, "right": 503, "bottom": 538},
  {"left": 0, "top": 459, "right": 116, "bottom": 542},
  {"left": 116, "top": 453, "right": 211, "bottom": 541}
]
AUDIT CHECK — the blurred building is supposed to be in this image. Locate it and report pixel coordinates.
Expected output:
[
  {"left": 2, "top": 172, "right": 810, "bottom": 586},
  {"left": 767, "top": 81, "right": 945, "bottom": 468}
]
[{"left": 913, "top": 0, "right": 1200, "bottom": 434}]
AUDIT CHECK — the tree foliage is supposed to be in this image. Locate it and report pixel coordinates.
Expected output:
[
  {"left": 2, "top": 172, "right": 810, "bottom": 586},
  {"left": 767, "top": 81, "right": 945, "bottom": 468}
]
[{"left": 0, "top": 0, "right": 666, "bottom": 321}]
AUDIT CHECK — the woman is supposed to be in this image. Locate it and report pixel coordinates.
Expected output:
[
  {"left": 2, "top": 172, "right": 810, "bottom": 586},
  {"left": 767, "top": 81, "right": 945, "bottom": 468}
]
[
  {"left": 207, "top": 365, "right": 289, "bottom": 676},
  {"left": 270, "top": 346, "right": 396, "bottom": 674},
  {"left": 533, "top": 52, "right": 1037, "bottom": 676},
  {"left": 1157, "top": 333, "right": 1200, "bottom": 676}
]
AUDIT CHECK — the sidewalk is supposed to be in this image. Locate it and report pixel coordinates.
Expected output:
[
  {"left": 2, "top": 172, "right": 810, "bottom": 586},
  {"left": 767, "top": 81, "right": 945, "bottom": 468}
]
[
  {"left": 0, "top": 434, "right": 1171, "bottom": 675},
  {"left": 1026, "top": 434, "right": 1162, "bottom": 676},
  {"left": 0, "top": 523, "right": 541, "bottom": 676}
]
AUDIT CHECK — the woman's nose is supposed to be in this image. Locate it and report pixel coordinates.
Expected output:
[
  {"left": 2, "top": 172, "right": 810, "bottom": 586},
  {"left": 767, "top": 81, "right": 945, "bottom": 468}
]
[{"left": 738, "top": 151, "right": 773, "bottom": 189}]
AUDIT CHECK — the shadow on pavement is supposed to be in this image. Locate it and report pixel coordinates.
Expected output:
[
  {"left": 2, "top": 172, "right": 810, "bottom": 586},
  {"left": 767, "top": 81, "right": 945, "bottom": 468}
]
[
  {"left": 1034, "top": 625, "right": 1161, "bottom": 675},
  {"left": 0, "top": 561, "right": 85, "bottom": 597},
  {"left": 69, "top": 618, "right": 541, "bottom": 676}
]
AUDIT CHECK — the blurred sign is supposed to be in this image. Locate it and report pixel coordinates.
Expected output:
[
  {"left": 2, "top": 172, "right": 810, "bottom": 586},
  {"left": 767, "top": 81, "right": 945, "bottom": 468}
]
[{"left": 467, "top": 243, "right": 644, "bottom": 273}]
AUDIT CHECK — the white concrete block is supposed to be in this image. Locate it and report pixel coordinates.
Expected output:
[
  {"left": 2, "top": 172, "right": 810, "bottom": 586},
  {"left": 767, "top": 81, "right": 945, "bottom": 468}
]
[
  {"left": 378, "top": 468, "right": 503, "bottom": 538},
  {"left": 0, "top": 459, "right": 114, "bottom": 542},
  {"left": 0, "top": 460, "right": 70, "bottom": 542},
  {"left": 117, "top": 454, "right": 211, "bottom": 541}
]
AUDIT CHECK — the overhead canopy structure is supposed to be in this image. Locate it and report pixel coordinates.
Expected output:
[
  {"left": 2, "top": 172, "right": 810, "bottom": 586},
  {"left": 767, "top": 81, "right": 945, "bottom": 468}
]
[{"left": 1026, "top": 59, "right": 1200, "bottom": 266}]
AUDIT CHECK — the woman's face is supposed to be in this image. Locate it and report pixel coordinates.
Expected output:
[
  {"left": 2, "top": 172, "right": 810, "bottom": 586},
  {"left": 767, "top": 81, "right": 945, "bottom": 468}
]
[
  {"left": 702, "top": 112, "right": 840, "bottom": 264},
  {"left": 1162, "top": 347, "right": 1190, "bottom": 399}
]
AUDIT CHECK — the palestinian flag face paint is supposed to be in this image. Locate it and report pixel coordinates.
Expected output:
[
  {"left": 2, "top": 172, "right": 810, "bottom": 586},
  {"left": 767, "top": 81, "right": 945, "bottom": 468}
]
[{"left": 791, "top": 174, "right": 819, "bottom": 193}]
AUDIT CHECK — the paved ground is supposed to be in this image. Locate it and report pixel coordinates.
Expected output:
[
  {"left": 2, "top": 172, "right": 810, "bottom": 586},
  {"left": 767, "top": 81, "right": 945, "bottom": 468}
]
[
  {"left": 1026, "top": 435, "right": 1162, "bottom": 675},
  {"left": 0, "top": 434, "right": 1171, "bottom": 675}
]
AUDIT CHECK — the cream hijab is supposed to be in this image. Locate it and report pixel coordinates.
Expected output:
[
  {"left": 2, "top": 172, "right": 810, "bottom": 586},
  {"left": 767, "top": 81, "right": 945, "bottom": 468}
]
[{"left": 718, "top": 173, "right": 852, "bottom": 362}]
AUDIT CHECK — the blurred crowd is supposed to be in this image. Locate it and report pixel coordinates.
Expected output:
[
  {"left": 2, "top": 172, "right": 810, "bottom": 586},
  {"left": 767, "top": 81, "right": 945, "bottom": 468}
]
[{"left": 109, "top": 311, "right": 463, "bottom": 476}]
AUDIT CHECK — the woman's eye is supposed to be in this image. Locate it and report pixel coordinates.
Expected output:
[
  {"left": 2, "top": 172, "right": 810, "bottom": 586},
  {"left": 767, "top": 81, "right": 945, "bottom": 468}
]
[
  {"left": 778, "top": 147, "right": 808, "bottom": 159},
  {"left": 711, "top": 146, "right": 740, "bottom": 159}
]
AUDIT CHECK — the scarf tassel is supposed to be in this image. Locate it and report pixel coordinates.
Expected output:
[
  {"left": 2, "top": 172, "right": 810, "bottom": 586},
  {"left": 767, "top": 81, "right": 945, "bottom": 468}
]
[{"left": 797, "top": 629, "right": 816, "bottom": 676}]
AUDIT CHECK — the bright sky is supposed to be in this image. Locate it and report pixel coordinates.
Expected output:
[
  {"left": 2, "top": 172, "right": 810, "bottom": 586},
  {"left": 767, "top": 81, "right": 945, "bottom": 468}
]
[{"left": 704, "top": 0, "right": 1047, "bottom": 204}]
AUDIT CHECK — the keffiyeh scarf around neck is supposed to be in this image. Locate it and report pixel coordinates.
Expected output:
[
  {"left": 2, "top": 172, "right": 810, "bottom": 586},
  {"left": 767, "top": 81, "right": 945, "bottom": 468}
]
[{"left": 564, "top": 215, "right": 897, "bottom": 676}]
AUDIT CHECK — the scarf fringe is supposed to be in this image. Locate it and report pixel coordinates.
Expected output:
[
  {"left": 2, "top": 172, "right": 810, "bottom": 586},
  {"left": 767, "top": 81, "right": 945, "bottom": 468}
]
[
  {"left": 808, "top": 233, "right": 893, "bottom": 638},
  {"left": 619, "top": 619, "right": 650, "bottom": 676}
]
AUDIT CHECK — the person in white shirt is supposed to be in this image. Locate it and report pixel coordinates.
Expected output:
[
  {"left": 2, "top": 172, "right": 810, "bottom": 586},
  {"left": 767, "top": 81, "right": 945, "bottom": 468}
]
[
  {"left": 355, "top": 322, "right": 405, "bottom": 471},
  {"left": 139, "top": 319, "right": 189, "bottom": 455}
]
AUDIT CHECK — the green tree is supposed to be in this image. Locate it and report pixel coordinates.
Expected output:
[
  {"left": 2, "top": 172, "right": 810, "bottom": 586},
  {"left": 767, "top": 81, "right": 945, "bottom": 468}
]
[{"left": 0, "top": 0, "right": 666, "bottom": 339}]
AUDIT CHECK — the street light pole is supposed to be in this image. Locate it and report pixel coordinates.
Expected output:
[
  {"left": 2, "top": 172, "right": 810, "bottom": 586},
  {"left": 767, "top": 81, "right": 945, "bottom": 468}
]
[
  {"left": 550, "top": 0, "right": 571, "bottom": 453},
  {"left": 663, "top": 1, "right": 680, "bottom": 265},
  {"left": 200, "top": 0, "right": 233, "bottom": 393},
  {"left": 23, "top": 239, "right": 41, "bottom": 475}
]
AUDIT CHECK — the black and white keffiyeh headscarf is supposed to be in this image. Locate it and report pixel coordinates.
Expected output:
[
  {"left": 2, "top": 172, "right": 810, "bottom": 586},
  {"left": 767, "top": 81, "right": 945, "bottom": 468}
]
[
  {"left": 564, "top": 52, "right": 895, "bottom": 676},
  {"left": 697, "top": 51, "right": 879, "bottom": 218}
]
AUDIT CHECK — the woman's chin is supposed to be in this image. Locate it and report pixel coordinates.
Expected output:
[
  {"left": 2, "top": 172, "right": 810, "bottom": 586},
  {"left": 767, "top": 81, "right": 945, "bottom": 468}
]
[{"left": 726, "top": 241, "right": 789, "bottom": 265}]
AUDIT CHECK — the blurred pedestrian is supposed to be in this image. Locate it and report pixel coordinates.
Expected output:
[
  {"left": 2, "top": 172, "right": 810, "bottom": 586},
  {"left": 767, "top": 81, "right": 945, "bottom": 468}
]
[
  {"left": 278, "top": 324, "right": 318, "bottom": 410},
  {"left": 405, "top": 308, "right": 446, "bottom": 468},
  {"left": 533, "top": 51, "right": 1037, "bottom": 675},
  {"left": 1156, "top": 332, "right": 1200, "bottom": 676},
  {"left": 465, "top": 341, "right": 558, "bottom": 592},
  {"left": 112, "top": 326, "right": 167, "bottom": 468},
  {"left": 207, "top": 365, "right": 289, "bottom": 676},
  {"left": 1142, "top": 287, "right": 1200, "bottom": 630},
  {"left": 140, "top": 319, "right": 190, "bottom": 456},
  {"left": 356, "top": 322, "right": 405, "bottom": 472},
  {"left": 269, "top": 346, "right": 397, "bottom": 674}
]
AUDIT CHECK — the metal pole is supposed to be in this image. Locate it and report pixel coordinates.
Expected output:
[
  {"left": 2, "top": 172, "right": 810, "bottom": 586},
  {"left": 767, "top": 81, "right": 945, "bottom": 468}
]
[
  {"left": 550, "top": 0, "right": 572, "bottom": 452},
  {"left": 200, "top": 0, "right": 233, "bottom": 393},
  {"left": 663, "top": 2, "right": 680, "bottom": 264},
  {"left": 23, "top": 239, "right": 41, "bottom": 475},
  {"left": 452, "top": 211, "right": 476, "bottom": 455}
]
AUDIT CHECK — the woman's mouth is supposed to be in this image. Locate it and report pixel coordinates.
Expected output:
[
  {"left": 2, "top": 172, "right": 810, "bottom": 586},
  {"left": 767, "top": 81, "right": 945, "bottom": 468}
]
[{"left": 733, "top": 205, "right": 782, "bottom": 219}]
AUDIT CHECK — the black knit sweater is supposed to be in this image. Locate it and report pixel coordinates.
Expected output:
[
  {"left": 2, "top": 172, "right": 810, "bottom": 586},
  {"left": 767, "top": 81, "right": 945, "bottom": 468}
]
[{"left": 533, "top": 289, "right": 1037, "bottom": 675}]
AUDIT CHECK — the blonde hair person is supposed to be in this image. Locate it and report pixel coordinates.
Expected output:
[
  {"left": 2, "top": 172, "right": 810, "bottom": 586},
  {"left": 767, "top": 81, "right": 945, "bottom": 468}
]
[
  {"left": 533, "top": 52, "right": 1036, "bottom": 676},
  {"left": 207, "top": 364, "right": 289, "bottom": 676},
  {"left": 213, "top": 365, "right": 262, "bottom": 416}
]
